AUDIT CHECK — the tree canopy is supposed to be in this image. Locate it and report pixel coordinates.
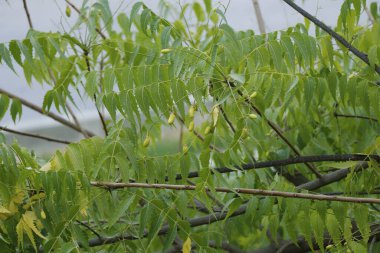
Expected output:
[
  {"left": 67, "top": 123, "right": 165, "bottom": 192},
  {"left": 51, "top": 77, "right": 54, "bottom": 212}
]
[{"left": 0, "top": 0, "right": 379, "bottom": 252}]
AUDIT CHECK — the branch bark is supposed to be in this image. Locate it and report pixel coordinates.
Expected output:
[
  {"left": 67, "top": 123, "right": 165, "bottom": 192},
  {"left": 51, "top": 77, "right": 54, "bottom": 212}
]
[
  {"left": 22, "top": 0, "right": 33, "bottom": 29},
  {"left": 282, "top": 0, "right": 380, "bottom": 75},
  {"left": 0, "top": 126, "right": 71, "bottom": 144},
  {"left": 251, "top": 0, "right": 266, "bottom": 34},
  {"left": 174, "top": 154, "right": 380, "bottom": 181},
  {"left": 334, "top": 112, "right": 378, "bottom": 122},
  {"left": 90, "top": 181, "right": 380, "bottom": 204},
  {"left": 0, "top": 88, "right": 95, "bottom": 137}
]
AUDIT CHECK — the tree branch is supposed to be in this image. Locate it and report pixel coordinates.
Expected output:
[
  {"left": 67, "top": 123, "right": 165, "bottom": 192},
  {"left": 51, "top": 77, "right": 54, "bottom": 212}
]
[
  {"left": 251, "top": 0, "right": 266, "bottom": 34},
  {"left": 22, "top": 0, "right": 33, "bottom": 29},
  {"left": 90, "top": 181, "right": 380, "bottom": 204},
  {"left": 227, "top": 80, "right": 322, "bottom": 178},
  {"left": 297, "top": 161, "right": 369, "bottom": 191},
  {"left": 249, "top": 222, "right": 380, "bottom": 253},
  {"left": 66, "top": 104, "right": 91, "bottom": 138},
  {"left": 174, "top": 154, "right": 380, "bottom": 181},
  {"left": 282, "top": 0, "right": 380, "bottom": 75},
  {"left": 0, "top": 126, "right": 71, "bottom": 144},
  {"left": 86, "top": 156, "right": 378, "bottom": 247},
  {"left": 0, "top": 88, "right": 95, "bottom": 137},
  {"left": 334, "top": 112, "right": 378, "bottom": 122}
]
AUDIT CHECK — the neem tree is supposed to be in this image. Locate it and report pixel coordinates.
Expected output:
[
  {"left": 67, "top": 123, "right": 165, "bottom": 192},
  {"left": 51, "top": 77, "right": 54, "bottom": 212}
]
[{"left": 0, "top": 0, "right": 379, "bottom": 252}]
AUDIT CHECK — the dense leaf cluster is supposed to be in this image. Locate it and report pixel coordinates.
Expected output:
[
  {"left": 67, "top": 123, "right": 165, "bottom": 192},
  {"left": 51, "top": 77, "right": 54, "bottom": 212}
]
[{"left": 0, "top": 0, "right": 379, "bottom": 252}]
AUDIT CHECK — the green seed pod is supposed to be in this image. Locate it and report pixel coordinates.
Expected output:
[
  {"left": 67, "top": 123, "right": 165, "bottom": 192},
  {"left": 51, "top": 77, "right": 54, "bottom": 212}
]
[
  {"left": 160, "top": 48, "right": 173, "bottom": 54},
  {"left": 143, "top": 135, "right": 151, "bottom": 147},
  {"left": 204, "top": 126, "right": 212, "bottom": 135},
  {"left": 188, "top": 121, "right": 194, "bottom": 132},
  {"left": 40, "top": 210, "right": 46, "bottom": 219},
  {"left": 168, "top": 113, "right": 175, "bottom": 125},
  {"left": 188, "top": 105, "right": 196, "bottom": 118},
  {"left": 212, "top": 106, "right": 219, "bottom": 126},
  {"left": 249, "top": 91, "right": 257, "bottom": 99},
  {"left": 65, "top": 5, "right": 71, "bottom": 17},
  {"left": 183, "top": 144, "right": 189, "bottom": 154},
  {"left": 241, "top": 128, "right": 249, "bottom": 139}
]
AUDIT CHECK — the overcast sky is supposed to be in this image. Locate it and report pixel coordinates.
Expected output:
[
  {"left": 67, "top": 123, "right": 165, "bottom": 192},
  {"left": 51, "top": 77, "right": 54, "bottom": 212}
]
[{"left": 0, "top": 0, "right": 374, "bottom": 129}]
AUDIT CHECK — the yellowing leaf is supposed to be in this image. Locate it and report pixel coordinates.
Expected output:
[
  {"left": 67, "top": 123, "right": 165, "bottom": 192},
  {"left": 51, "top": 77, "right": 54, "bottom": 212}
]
[
  {"left": 40, "top": 161, "right": 52, "bottom": 172},
  {"left": 0, "top": 205, "right": 11, "bottom": 220},
  {"left": 22, "top": 211, "right": 47, "bottom": 240},
  {"left": 182, "top": 237, "right": 191, "bottom": 253}
]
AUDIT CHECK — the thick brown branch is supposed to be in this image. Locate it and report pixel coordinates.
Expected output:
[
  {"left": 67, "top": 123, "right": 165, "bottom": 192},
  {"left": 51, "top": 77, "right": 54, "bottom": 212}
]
[
  {"left": 282, "top": 0, "right": 380, "bottom": 75},
  {"left": 22, "top": 0, "right": 33, "bottom": 29},
  {"left": 90, "top": 182, "right": 380, "bottom": 204},
  {"left": 297, "top": 161, "right": 369, "bottom": 191},
  {"left": 0, "top": 126, "right": 71, "bottom": 144},
  {"left": 0, "top": 88, "right": 95, "bottom": 137},
  {"left": 175, "top": 154, "right": 380, "bottom": 181}
]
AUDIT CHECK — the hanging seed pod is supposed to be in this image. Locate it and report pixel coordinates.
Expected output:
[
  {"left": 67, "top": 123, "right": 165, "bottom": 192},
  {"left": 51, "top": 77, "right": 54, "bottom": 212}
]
[
  {"left": 212, "top": 106, "right": 219, "bottom": 127},
  {"left": 188, "top": 121, "right": 194, "bottom": 132},
  {"left": 188, "top": 105, "right": 196, "bottom": 118},
  {"left": 168, "top": 113, "right": 175, "bottom": 125},
  {"left": 65, "top": 5, "right": 71, "bottom": 17},
  {"left": 143, "top": 135, "right": 151, "bottom": 147},
  {"left": 241, "top": 128, "right": 249, "bottom": 139},
  {"left": 204, "top": 126, "right": 212, "bottom": 135},
  {"left": 249, "top": 91, "right": 257, "bottom": 99},
  {"left": 183, "top": 144, "right": 189, "bottom": 154},
  {"left": 40, "top": 210, "right": 46, "bottom": 219},
  {"left": 249, "top": 113, "right": 257, "bottom": 119},
  {"left": 160, "top": 48, "right": 173, "bottom": 54}
]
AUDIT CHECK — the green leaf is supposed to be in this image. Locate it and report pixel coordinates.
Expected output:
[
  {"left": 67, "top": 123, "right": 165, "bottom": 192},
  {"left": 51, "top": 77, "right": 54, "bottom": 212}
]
[
  {"left": 10, "top": 99, "right": 22, "bottom": 123},
  {"left": 9, "top": 40, "right": 22, "bottom": 66},
  {"left": 0, "top": 43, "right": 16, "bottom": 73},
  {"left": 193, "top": 2, "right": 205, "bottom": 22},
  {"left": 0, "top": 95, "right": 10, "bottom": 121}
]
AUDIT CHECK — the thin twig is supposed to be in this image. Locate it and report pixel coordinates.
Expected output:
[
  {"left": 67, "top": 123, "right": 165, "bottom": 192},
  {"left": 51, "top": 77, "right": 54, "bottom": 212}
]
[
  {"left": 0, "top": 126, "right": 71, "bottom": 144},
  {"left": 65, "top": 0, "right": 107, "bottom": 39},
  {"left": 334, "top": 112, "right": 378, "bottom": 122},
  {"left": 76, "top": 220, "right": 102, "bottom": 239},
  {"left": 66, "top": 104, "right": 90, "bottom": 138},
  {"left": 83, "top": 49, "right": 108, "bottom": 136},
  {"left": 0, "top": 88, "right": 95, "bottom": 137},
  {"left": 90, "top": 182, "right": 380, "bottom": 204},
  {"left": 230, "top": 83, "right": 321, "bottom": 178},
  {"left": 282, "top": 0, "right": 380, "bottom": 75},
  {"left": 251, "top": 0, "right": 266, "bottom": 34},
  {"left": 22, "top": 0, "right": 33, "bottom": 29},
  {"left": 364, "top": 5, "right": 375, "bottom": 23}
]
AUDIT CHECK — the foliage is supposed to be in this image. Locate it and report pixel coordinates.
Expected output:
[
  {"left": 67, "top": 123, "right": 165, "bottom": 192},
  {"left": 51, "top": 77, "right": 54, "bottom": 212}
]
[{"left": 0, "top": 0, "right": 379, "bottom": 252}]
